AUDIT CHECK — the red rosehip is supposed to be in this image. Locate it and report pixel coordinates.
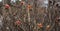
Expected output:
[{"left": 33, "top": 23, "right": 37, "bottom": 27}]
[
  {"left": 5, "top": 4, "right": 10, "bottom": 9},
  {"left": 15, "top": 20, "right": 21, "bottom": 26}
]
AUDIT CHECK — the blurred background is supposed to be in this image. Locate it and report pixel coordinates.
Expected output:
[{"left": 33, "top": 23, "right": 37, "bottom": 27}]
[{"left": 0, "top": 0, "right": 60, "bottom": 31}]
